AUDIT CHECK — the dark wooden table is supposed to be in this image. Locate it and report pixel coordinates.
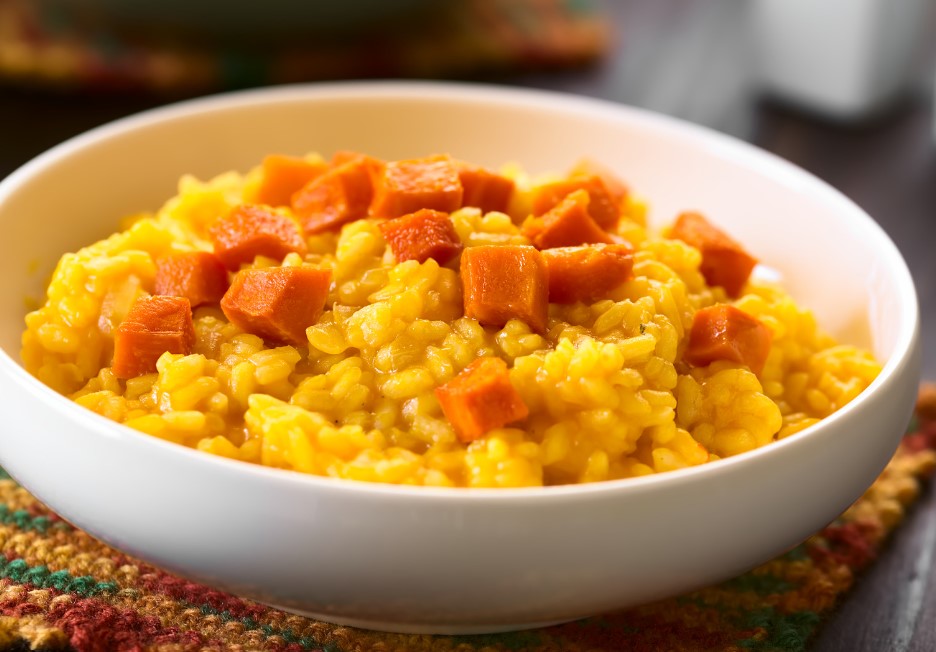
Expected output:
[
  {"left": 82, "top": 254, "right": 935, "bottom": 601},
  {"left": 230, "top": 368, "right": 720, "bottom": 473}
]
[{"left": 1, "top": 1, "right": 934, "bottom": 649}]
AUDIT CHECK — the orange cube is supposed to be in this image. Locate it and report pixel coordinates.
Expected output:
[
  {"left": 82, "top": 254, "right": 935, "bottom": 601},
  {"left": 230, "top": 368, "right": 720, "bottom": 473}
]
[
  {"left": 112, "top": 295, "right": 195, "bottom": 379},
  {"left": 435, "top": 357, "right": 529, "bottom": 443},
  {"left": 669, "top": 212, "right": 757, "bottom": 297},
  {"left": 254, "top": 155, "right": 327, "bottom": 207},
  {"left": 568, "top": 159, "right": 629, "bottom": 205},
  {"left": 291, "top": 156, "right": 379, "bottom": 234},
  {"left": 210, "top": 204, "right": 307, "bottom": 271},
  {"left": 380, "top": 209, "right": 463, "bottom": 265},
  {"left": 330, "top": 150, "right": 383, "bottom": 168},
  {"left": 531, "top": 175, "right": 620, "bottom": 230},
  {"left": 542, "top": 244, "right": 635, "bottom": 304},
  {"left": 370, "top": 154, "right": 464, "bottom": 218},
  {"left": 220, "top": 266, "right": 332, "bottom": 346},
  {"left": 457, "top": 163, "right": 515, "bottom": 214},
  {"left": 522, "top": 189, "right": 613, "bottom": 250},
  {"left": 154, "top": 251, "right": 229, "bottom": 307},
  {"left": 685, "top": 304, "right": 772, "bottom": 375},
  {"left": 461, "top": 245, "right": 548, "bottom": 334}
]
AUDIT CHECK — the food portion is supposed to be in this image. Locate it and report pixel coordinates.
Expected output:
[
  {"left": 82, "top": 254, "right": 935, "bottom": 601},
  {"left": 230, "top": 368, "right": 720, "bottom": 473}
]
[{"left": 21, "top": 152, "right": 881, "bottom": 487}]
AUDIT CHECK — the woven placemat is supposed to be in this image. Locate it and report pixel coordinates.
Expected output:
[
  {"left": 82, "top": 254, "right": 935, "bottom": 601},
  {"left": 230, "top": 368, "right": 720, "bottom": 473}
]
[
  {"left": 0, "top": 0, "right": 609, "bottom": 94},
  {"left": 0, "top": 388, "right": 934, "bottom": 652}
]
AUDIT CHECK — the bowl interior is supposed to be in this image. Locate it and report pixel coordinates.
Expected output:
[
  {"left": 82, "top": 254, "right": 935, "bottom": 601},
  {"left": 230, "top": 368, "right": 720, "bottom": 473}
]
[{"left": 0, "top": 83, "right": 914, "bottom": 377}]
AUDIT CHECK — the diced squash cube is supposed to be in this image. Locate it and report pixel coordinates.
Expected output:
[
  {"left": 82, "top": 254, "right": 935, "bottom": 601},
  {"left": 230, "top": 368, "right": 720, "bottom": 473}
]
[
  {"left": 685, "top": 304, "right": 772, "bottom": 375},
  {"left": 461, "top": 245, "right": 548, "bottom": 334},
  {"left": 210, "top": 204, "right": 307, "bottom": 270},
  {"left": 669, "top": 212, "right": 757, "bottom": 297},
  {"left": 435, "top": 357, "right": 529, "bottom": 443},
  {"left": 370, "top": 154, "right": 464, "bottom": 218},
  {"left": 568, "top": 159, "right": 629, "bottom": 205},
  {"left": 380, "top": 209, "right": 463, "bottom": 265},
  {"left": 330, "top": 150, "right": 383, "bottom": 168},
  {"left": 457, "top": 163, "right": 515, "bottom": 214},
  {"left": 542, "top": 244, "right": 634, "bottom": 304},
  {"left": 220, "top": 266, "right": 332, "bottom": 346},
  {"left": 291, "top": 156, "right": 379, "bottom": 234},
  {"left": 531, "top": 175, "right": 620, "bottom": 230},
  {"left": 522, "top": 189, "right": 613, "bottom": 250},
  {"left": 255, "top": 155, "right": 327, "bottom": 207},
  {"left": 113, "top": 296, "right": 195, "bottom": 379},
  {"left": 154, "top": 251, "right": 229, "bottom": 307}
]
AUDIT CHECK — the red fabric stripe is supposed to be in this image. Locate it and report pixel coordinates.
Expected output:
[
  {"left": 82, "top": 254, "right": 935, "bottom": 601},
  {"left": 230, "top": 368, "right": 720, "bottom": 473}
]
[{"left": 110, "top": 553, "right": 273, "bottom": 621}]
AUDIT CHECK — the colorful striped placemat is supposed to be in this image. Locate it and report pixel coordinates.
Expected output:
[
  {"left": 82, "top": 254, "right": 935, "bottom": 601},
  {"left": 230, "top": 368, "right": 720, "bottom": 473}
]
[
  {"left": 0, "top": 387, "right": 933, "bottom": 652},
  {"left": 0, "top": 0, "right": 609, "bottom": 94}
]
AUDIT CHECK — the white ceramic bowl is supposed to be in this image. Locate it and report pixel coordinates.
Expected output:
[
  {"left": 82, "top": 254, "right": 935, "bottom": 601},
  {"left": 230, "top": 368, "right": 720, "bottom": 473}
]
[{"left": 0, "top": 82, "right": 920, "bottom": 634}]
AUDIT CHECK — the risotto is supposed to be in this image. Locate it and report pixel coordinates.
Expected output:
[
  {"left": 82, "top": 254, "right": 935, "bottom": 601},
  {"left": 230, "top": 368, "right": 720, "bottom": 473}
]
[{"left": 21, "top": 152, "right": 881, "bottom": 487}]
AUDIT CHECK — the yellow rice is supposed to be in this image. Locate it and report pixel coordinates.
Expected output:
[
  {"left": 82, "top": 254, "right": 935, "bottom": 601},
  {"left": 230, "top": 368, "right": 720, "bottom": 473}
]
[{"left": 21, "top": 157, "right": 881, "bottom": 487}]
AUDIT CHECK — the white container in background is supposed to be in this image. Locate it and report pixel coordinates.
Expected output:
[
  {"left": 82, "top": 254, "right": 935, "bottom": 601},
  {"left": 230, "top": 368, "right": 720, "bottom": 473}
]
[{"left": 752, "top": 0, "right": 930, "bottom": 119}]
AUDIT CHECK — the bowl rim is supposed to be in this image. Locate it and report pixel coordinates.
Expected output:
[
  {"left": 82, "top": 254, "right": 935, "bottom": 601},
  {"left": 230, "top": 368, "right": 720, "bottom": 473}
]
[{"left": 0, "top": 80, "right": 920, "bottom": 500}]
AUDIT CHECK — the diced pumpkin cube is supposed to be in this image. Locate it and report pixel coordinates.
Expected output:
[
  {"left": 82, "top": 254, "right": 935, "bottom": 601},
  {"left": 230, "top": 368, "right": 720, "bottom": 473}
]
[
  {"left": 457, "top": 163, "right": 515, "bottom": 214},
  {"left": 685, "top": 304, "right": 772, "bottom": 375},
  {"left": 669, "top": 212, "right": 758, "bottom": 297},
  {"left": 380, "top": 209, "right": 463, "bottom": 265},
  {"left": 113, "top": 296, "right": 195, "bottom": 379},
  {"left": 522, "top": 189, "right": 613, "bottom": 250},
  {"left": 210, "top": 204, "right": 307, "bottom": 270},
  {"left": 435, "top": 357, "right": 529, "bottom": 443},
  {"left": 460, "top": 245, "right": 548, "bottom": 334},
  {"left": 370, "top": 154, "right": 464, "bottom": 218},
  {"left": 291, "top": 156, "right": 379, "bottom": 234},
  {"left": 220, "top": 266, "right": 332, "bottom": 346},
  {"left": 542, "top": 244, "right": 634, "bottom": 304},
  {"left": 568, "top": 159, "right": 629, "bottom": 205},
  {"left": 154, "top": 251, "right": 229, "bottom": 307},
  {"left": 531, "top": 175, "right": 620, "bottom": 230},
  {"left": 255, "top": 155, "right": 327, "bottom": 207},
  {"left": 330, "top": 150, "right": 383, "bottom": 168}
]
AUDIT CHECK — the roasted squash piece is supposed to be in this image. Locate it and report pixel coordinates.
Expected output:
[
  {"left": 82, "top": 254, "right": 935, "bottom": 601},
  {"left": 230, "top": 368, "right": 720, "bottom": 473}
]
[
  {"left": 531, "top": 175, "right": 620, "bottom": 230},
  {"left": 669, "top": 212, "right": 757, "bottom": 297},
  {"left": 330, "top": 150, "right": 385, "bottom": 168},
  {"left": 522, "top": 189, "right": 613, "bottom": 250},
  {"left": 460, "top": 245, "right": 548, "bottom": 334},
  {"left": 380, "top": 209, "right": 463, "bottom": 265},
  {"left": 370, "top": 154, "right": 464, "bottom": 218},
  {"left": 568, "top": 159, "right": 629, "bottom": 206},
  {"left": 542, "top": 244, "right": 634, "bottom": 304},
  {"left": 457, "top": 163, "right": 515, "bottom": 214},
  {"left": 255, "top": 155, "right": 327, "bottom": 207},
  {"left": 435, "top": 356, "right": 529, "bottom": 443},
  {"left": 685, "top": 304, "right": 772, "bottom": 375},
  {"left": 113, "top": 295, "right": 195, "bottom": 379},
  {"left": 220, "top": 266, "right": 332, "bottom": 346},
  {"left": 210, "top": 204, "right": 307, "bottom": 271},
  {"left": 292, "top": 156, "right": 379, "bottom": 234},
  {"left": 154, "top": 251, "right": 229, "bottom": 307}
]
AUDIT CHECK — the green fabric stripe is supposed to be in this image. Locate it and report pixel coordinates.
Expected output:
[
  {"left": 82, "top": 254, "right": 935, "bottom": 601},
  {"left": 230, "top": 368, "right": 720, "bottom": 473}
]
[
  {"left": 191, "top": 602, "right": 329, "bottom": 651},
  {"left": 721, "top": 573, "right": 795, "bottom": 595},
  {"left": 735, "top": 608, "right": 821, "bottom": 651},
  {"left": 0, "top": 555, "right": 117, "bottom": 596},
  {"left": 0, "top": 504, "right": 68, "bottom": 534},
  {"left": 0, "top": 553, "right": 331, "bottom": 651},
  {"left": 448, "top": 629, "right": 546, "bottom": 650},
  {"left": 780, "top": 544, "right": 809, "bottom": 562}
]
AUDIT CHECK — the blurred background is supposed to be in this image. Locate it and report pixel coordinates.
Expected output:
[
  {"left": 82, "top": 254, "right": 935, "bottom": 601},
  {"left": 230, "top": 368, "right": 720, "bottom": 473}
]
[{"left": 1, "top": 1, "right": 935, "bottom": 649}]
